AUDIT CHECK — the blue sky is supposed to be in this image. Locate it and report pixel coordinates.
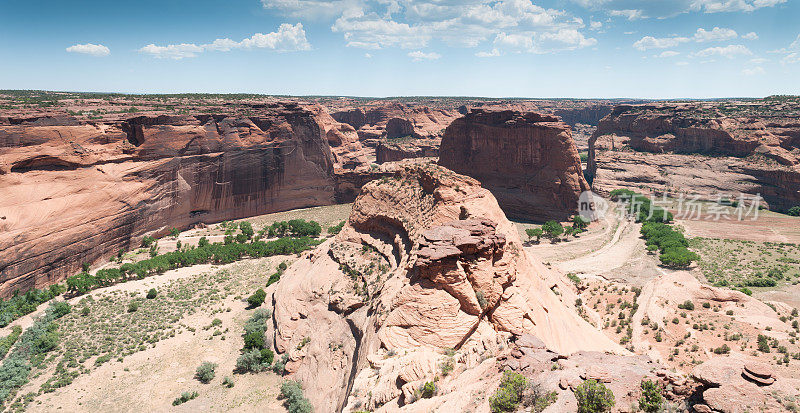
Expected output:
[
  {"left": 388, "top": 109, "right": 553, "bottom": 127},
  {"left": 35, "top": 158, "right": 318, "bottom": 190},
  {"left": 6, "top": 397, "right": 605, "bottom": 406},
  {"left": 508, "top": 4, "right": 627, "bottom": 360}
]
[{"left": 0, "top": 0, "right": 798, "bottom": 98}]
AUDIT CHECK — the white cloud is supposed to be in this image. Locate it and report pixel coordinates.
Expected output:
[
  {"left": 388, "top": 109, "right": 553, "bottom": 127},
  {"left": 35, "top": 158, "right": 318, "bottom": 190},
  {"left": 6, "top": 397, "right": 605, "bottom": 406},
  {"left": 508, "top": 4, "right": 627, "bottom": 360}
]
[
  {"left": 138, "top": 43, "right": 203, "bottom": 59},
  {"left": 742, "top": 66, "right": 765, "bottom": 75},
  {"left": 694, "top": 27, "right": 738, "bottom": 42},
  {"left": 589, "top": 21, "right": 602, "bottom": 30},
  {"left": 791, "top": 34, "right": 800, "bottom": 50},
  {"left": 264, "top": 1, "right": 596, "bottom": 54},
  {"left": 65, "top": 43, "right": 110, "bottom": 56},
  {"left": 573, "top": 0, "right": 785, "bottom": 17},
  {"left": 475, "top": 48, "right": 501, "bottom": 57},
  {"left": 139, "top": 23, "right": 310, "bottom": 59},
  {"left": 742, "top": 32, "right": 759, "bottom": 40},
  {"left": 633, "top": 36, "right": 690, "bottom": 51},
  {"left": 364, "top": 53, "right": 373, "bottom": 58},
  {"left": 691, "top": 44, "right": 752, "bottom": 58},
  {"left": 656, "top": 50, "right": 680, "bottom": 58},
  {"left": 408, "top": 50, "right": 441, "bottom": 61},
  {"left": 609, "top": 9, "right": 646, "bottom": 20},
  {"left": 676, "top": 61, "right": 690, "bottom": 66},
  {"left": 749, "top": 57, "right": 768, "bottom": 63},
  {"left": 690, "top": 0, "right": 786, "bottom": 13},
  {"left": 782, "top": 53, "right": 800, "bottom": 64}
]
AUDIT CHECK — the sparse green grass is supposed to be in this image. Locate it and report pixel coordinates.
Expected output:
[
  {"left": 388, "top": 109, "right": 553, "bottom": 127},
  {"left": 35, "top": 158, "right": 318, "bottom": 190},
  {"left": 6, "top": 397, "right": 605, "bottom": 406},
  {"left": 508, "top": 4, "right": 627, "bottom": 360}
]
[{"left": 689, "top": 238, "right": 800, "bottom": 288}]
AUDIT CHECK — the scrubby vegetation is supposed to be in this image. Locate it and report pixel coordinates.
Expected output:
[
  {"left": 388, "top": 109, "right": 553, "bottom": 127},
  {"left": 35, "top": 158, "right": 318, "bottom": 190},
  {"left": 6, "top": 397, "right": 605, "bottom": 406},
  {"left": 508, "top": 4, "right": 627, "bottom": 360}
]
[
  {"left": 327, "top": 221, "right": 345, "bottom": 235},
  {"left": 0, "top": 326, "right": 22, "bottom": 359},
  {"left": 263, "top": 219, "right": 322, "bottom": 238},
  {"left": 0, "top": 284, "right": 66, "bottom": 327},
  {"left": 574, "top": 379, "right": 615, "bottom": 413},
  {"left": 195, "top": 362, "right": 217, "bottom": 383},
  {"left": 172, "top": 390, "right": 198, "bottom": 406},
  {"left": 489, "top": 371, "right": 557, "bottom": 413},
  {"left": 690, "top": 238, "right": 800, "bottom": 289},
  {"left": 638, "top": 379, "right": 663, "bottom": 412},
  {"left": 280, "top": 380, "right": 312, "bottom": 413},
  {"left": 0, "top": 302, "right": 71, "bottom": 404},
  {"left": 236, "top": 308, "right": 274, "bottom": 373}
]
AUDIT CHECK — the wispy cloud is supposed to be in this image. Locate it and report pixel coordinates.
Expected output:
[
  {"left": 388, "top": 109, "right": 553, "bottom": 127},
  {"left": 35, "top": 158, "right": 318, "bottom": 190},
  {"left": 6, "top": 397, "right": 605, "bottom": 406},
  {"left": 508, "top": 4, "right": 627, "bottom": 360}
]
[
  {"left": 691, "top": 44, "right": 752, "bottom": 58},
  {"left": 138, "top": 23, "right": 311, "bottom": 59},
  {"left": 408, "top": 50, "right": 441, "bottom": 61},
  {"left": 66, "top": 43, "right": 110, "bottom": 56}
]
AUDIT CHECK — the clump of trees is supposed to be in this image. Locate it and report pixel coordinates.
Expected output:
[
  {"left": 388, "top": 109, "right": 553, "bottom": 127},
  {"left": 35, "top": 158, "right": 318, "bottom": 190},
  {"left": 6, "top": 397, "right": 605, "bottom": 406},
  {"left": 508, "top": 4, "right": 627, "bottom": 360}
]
[
  {"left": 247, "top": 289, "right": 266, "bottom": 308},
  {"left": 264, "top": 220, "right": 321, "bottom": 238},
  {"left": 787, "top": 206, "right": 800, "bottom": 216},
  {"left": 489, "top": 371, "right": 557, "bottom": 413},
  {"left": 0, "top": 284, "right": 66, "bottom": 327},
  {"left": 327, "top": 221, "right": 345, "bottom": 235},
  {"left": 236, "top": 309, "right": 275, "bottom": 373},
  {"left": 66, "top": 237, "right": 321, "bottom": 297},
  {"left": 640, "top": 222, "right": 698, "bottom": 269},
  {"left": 638, "top": 379, "right": 663, "bottom": 412}
]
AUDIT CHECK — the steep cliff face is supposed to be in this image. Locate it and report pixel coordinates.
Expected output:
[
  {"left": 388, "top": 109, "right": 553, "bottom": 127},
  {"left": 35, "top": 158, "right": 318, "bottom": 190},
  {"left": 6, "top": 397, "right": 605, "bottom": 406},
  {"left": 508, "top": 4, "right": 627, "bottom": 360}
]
[
  {"left": 375, "top": 139, "right": 439, "bottom": 164},
  {"left": 588, "top": 102, "right": 800, "bottom": 210},
  {"left": 438, "top": 110, "right": 589, "bottom": 221},
  {"left": 332, "top": 103, "right": 460, "bottom": 142},
  {"left": 0, "top": 103, "right": 366, "bottom": 297},
  {"left": 266, "top": 163, "right": 619, "bottom": 412}
]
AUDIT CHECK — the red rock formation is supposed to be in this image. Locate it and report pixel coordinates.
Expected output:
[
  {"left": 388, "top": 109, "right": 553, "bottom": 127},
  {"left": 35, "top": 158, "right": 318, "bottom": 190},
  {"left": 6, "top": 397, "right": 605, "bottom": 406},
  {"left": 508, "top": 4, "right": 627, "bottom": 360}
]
[
  {"left": 588, "top": 102, "right": 800, "bottom": 211},
  {"left": 375, "top": 139, "right": 439, "bottom": 164},
  {"left": 266, "top": 162, "right": 618, "bottom": 411},
  {"left": 438, "top": 109, "right": 589, "bottom": 221},
  {"left": 0, "top": 102, "right": 369, "bottom": 297}
]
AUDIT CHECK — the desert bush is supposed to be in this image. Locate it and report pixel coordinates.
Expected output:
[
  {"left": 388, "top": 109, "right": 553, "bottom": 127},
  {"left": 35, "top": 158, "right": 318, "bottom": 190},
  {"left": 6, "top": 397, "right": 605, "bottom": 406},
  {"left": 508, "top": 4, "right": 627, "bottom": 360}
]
[
  {"left": 170, "top": 228, "right": 181, "bottom": 238},
  {"left": 788, "top": 206, "right": 800, "bottom": 216},
  {"left": 222, "top": 376, "right": 234, "bottom": 388},
  {"left": 236, "top": 349, "right": 265, "bottom": 373},
  {"left": 745, "top": 277, "right": 776, "bottom": 287},
  {"left": 243, "top": 332, "right": 265, "bottom": 350},
  {"left": 0, "top": 326, "right": 23, "bottom": 359},
  {"left": 172, "top": 391, "right": 198, "bottom": 406},
  {"left": 239, "top": 221, "right": 254, "bottom": 239},
  {"left": 280, "top": 380, "right": 312, "bottom": 413},
  {"left": 195, "top": 362, "right": 217, "bottom": 383},
  {"left": 141, "top": 235, "right": 156, "bottom": 248},
  {"left": 677, "top": 300, "right": 695, "bottom": 311},
  {"left": 51, "top": 301, "right": 71, "bottom": 318},
  {"left": 489, "top": 371, "right": 556, "bottom": 413},
  {"left": 198, "top": 236, "right": 210, "bottom": 247},
  {"left": 758, "top": 334, "right": 771, "bottom": 353},
  {"left": 327, "top": 221, "right": 345, "bottom": 235},
  {"left": 638, "top": 379, "right": 663, "bottom": 412},
  {"left": 146, "top": 288, "right": 157, "bottom": 299},
  {"left": 127, "top": 301, "right": 140, "bottom": 313},
  {"left": 575, "top": 379, "right": 615, "bottom": 413},
  {"left": 247, "top": 288, "right": 266, "bottom": 308},
  {"left": 273, "top": 354, "right": 288, "bottom": 375}
]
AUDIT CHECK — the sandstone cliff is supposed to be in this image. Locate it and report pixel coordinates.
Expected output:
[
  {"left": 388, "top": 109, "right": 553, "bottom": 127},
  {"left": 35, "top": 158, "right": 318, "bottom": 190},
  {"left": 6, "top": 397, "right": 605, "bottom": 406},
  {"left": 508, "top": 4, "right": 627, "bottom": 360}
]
[
  {"left": 438, "top": 110, "right": 589, "bottom": 221},
  {"left": 266, "top": 163, "right": 619, "bottom": 412},
  {"left": 0, "top": 103, "right": 368, "bottom": 297},
  {"left": 588, "top": 102, "right": 800, "bottom": 211},
  {"left": 375, "top": 139, "right": 439, "bottom": 164}
]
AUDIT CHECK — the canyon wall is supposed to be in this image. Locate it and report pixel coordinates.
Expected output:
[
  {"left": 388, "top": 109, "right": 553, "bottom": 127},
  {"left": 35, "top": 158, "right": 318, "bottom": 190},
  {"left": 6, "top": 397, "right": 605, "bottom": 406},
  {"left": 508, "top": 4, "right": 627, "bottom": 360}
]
[
  {"left": 439, "top": 110, "right": 589, "bottom": 221},
  {"left": 588, "top": 102, "right": 800, "bottom": 211},
  {"left": 0, "top": 103, "right": 367, "bottom": 297}
]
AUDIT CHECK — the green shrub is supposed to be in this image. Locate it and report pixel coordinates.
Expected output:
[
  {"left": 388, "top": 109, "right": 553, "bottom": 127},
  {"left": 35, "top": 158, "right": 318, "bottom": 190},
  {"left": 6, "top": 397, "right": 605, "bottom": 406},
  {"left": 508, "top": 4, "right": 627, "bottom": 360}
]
[
  {"left": 127, "top": 301, "right": 140, "bottom": 313},
  {"left": 198, "top": 236, "right": 210, "bottom": 247},
  {"left": 280, "top": 380, "right": 312, "bottom": 413},
  {"left": 247, "top": 288, "right": 266, "bottom": 308},
  {"left": 489, "top": 371, "right": 556, "bottom": 413},
  {"left": 236, "top": 349, "right": 265, "bottom": 373},
  {"left": 51, "top": 301, "right": 71, "bottom": 318},
  {"left": 758, "top": 334, "right": 771, "bottom": 353},
  {"left": 261, "top": 348, "right": 275, "bottom": 365},
  {"left": 243, "top": 332, "right": 265, "bottom": 350},
  {"left": 172, "top": 391, "right": 198, "bottom": 405},
  {"left": 421, "top": 381, "right": 436, "bottom": 398},
  {"left": 273, "top": 354, "right": 288, "bottom": 375},
  {"left": 222, "top": 376, "right": 234, "bottom": 388},
  {"left": 0, "top": 285, "right": 65, "bottom": 327},
  {"left": 575, "top": 379, "right": 615, "bottom": 413},
  {"left": 327, "top": 221, "right": 345, "bottom": 235},
  {"left": 788, "top": 206, "right": 800, "bottom": 216},
  {"left": 268, "top": 219, "right": 322, "bottom": 238},
  {"left": 638, "top": 380, "right": 663, "bottom": 412},
  {"left": 0, "top": 326, "right": 23, "bottom": 359},
  {"left": 195, "top": 362, "right": 217, "bottom": 383},
  {"left": 146, "top": 288, "right": 157, "bottom": 299},
  {"left": 745, "top": 278, "right": 777, "bottom": 287},
  {"left": 141, "top": 235, "right": 156, "bottom": 248},
  {"left": 170, "top": 228, "right": 181, "bottom": 238},
  {"left": 677, "top": 300, "right": 695, "bottom": 311},
  {"left": 640, "top": 222, "right": 698, "bottom": 269},
  {"left": 239, "top": 221, "right": 254, "bottom": 239}
]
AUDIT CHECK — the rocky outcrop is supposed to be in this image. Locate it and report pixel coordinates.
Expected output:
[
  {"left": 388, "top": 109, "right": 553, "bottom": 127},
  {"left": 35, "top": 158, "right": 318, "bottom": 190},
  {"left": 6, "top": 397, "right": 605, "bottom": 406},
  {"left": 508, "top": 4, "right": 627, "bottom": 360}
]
[
  {"left": 332, "top": 103, "right": 460, "bottom": 142},
  {"left": 588, "top": 102, "right": 800, "bottom": 211},
  {"left": 0, "top": 103, "right": 370, "bottom": 297},
  {"left": 375, "top": 139, "right": 439, "bottom": 164},
  {"left": 438, "top": 110, "right": 589, "bottom": 221},
  {"left": 691, "top": 357, "right": 799, "bottom": 412},
  {"left": 266, "top": 162, "right": 618, "bottom": 412}
]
